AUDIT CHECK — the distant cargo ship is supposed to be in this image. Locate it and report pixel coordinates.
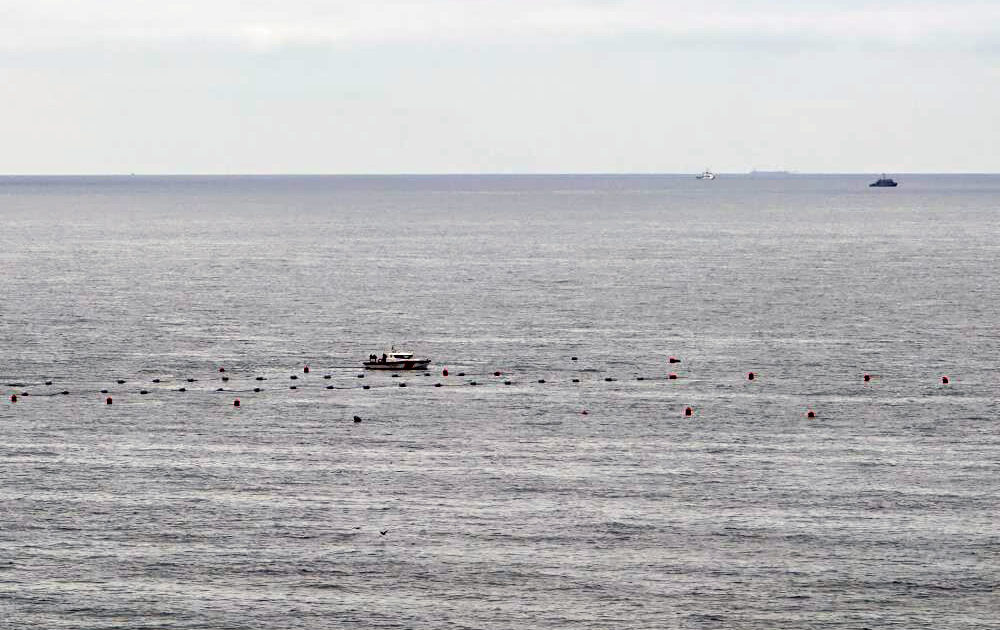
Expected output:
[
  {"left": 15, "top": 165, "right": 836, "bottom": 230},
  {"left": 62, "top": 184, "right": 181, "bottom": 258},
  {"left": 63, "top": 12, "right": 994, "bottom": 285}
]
[{"left": 869, "top": 174, "right": 898, "bottom": 187}]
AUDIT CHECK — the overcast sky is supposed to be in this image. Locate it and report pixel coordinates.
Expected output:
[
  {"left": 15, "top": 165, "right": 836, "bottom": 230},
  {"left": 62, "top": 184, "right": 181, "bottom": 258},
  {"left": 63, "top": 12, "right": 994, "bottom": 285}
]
[{"left": 2, "top": 0, "right": 998, "bottom": 174}]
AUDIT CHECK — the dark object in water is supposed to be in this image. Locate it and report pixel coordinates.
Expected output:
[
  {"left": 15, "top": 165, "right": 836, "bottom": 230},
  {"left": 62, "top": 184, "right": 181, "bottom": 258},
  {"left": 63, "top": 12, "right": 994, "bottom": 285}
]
[
  {"left": 869, "top": 174, "right": 898, "bottom": 187},
  {"left": 353, "top": 415, "right": 362, "bottom": 423}
]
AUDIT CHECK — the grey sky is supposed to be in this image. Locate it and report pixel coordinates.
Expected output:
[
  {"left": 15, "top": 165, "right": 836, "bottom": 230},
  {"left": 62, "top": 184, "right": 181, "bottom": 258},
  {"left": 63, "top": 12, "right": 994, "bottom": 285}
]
[{"left": 3, "top": 1, "right": 998, "bottom": 174}]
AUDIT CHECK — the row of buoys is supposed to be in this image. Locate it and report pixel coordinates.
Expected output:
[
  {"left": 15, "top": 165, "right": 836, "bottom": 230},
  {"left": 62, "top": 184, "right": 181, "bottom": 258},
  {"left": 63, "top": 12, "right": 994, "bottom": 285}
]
[{"left": 6, "top": 371, "right": 957, "bottom": 401}]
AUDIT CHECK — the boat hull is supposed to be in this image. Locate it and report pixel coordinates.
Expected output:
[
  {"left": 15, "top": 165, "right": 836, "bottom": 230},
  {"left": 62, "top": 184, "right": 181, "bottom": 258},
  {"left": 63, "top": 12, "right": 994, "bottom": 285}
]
[{"left": 364, "top": 359, "right": 432, "bottom": 370}]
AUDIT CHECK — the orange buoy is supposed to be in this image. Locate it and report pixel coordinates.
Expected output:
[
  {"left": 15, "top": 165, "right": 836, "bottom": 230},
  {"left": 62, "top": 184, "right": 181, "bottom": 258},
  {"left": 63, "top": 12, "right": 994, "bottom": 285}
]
[
  {"left": 303, "top": 366, "right": 310, "bottom": 373},
  {"left": 941, "top": 375, "right": 950, "bottom": 384},
  {"left": 233, "top": 399, "right": 241, "bottom": 407},
  {"left": 10, "top": 394, "right": 17, "bottom": 403},
  {"left": 668, "top": 373, "right": 678, "bottom": 380},
  {"left": 106, "top": 396, "right": 113, "bottom": 405},
  {"left": 684, "top": 406, "right": 693, "bottom": 417},
  {"left": 442, "top": 368, "right": 449, "bottom": 376},
  {"left": 747, "top": 371, "right": 755, "bottom": 381},
  {"left": 806, "top": 409, "right": 816, "bottom": 418}
]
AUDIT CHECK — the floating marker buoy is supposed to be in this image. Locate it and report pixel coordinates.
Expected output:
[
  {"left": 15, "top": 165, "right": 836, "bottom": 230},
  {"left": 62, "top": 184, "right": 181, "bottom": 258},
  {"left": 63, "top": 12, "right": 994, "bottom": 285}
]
[
  {"left": 290, "top": 375, "right": 298, "bottom": 380},
  {"left": 581, "top": 410, "right": 589, "bottom": 415},
  {"left": 571, "top": 357, "right": 578, "bottom": 361},
  {"left": 233, "top": 399, "right": 240, "bottom": 407},
  {"left": 100, "top": 389, "right": 108, "bottom": 394},
  {"left": 423, "top": 372, "right": 430, "bottom": 376},
  {"left": 140, "top": 390, "right": 148, "bottom": 395},
  {"left": 9, "top": 394, "right": 16, "bottom": 403},
  {"left": 253, "top": 387, "right": 261, "bottom": 392},
  {"left": 60, "top": 391, "right": 69, "bottom": 395},
  {"left": 353, "top": 415, "right": 362, "bottom": 423},
  {"left": 434, "top": 383, "right": 442, "bottom": 387},
  {"left": 605, "top": 377, "right": 615, "bottom": 382},
  {"left": 668, "top": 373, "right": 678, "bottom": 380},
  {"left": 178, "top": 387, "right": 186, "bottom": 392},
  {"left": 442, "top": 368, "right": 449, "bottom": 376},
  {"left": 636, "top": 377, "right": 644, "bottom": 381},
  {"left": 457, "top": 372, "right": 465, "bottom": 377},
  {"left": 669, "top": 356, "right": 680, "bottom": 364},
  {"left": 326, "top": 385, "right": 334, "bottom": 390},
  {"left": 117, "top": 379, "right": 125, "bottom": 384},
  {"left": 684, "top": 406, "right": 693, "bottom": 417},
  {"left": 303, "top": 366, "right": 310, "bottom": 373},
  {"left": 187, "top": 378, "right": 196, "bottom": 383},
  {"left": 538, "top": 379, "right": 546, "bottom": 383},
  {"left": 219, "top": 367, "right": 225, "bottom": 373},
  {"left": 323, "top": 375, "right": 331, "bottom": 380},
  {"left": 469, "top": 381, "right": 477, "bottom": 386},
  {"left": 357, "top": 374, "right": 365, "bottom": 378},
  {"left": 494, "top": 371, "right": 501, "bottom": 377},
  {"left": 289, "top": 385, "right": 297, "bottom": 390},
  {"left": 255, "top": 376, "right": 265, "bottom": 381},
  {"left": 806, "top": 409, "right": 816, "bottom": 418},
  {"left": 391, "top": 374, "right": 399, "bottom": 378},
  {"left": 152, "top": 379, "right": 160, "bottom": 383},
  {"left": 221, "top": 376, "right": 229, "bottom": 382},
  {"left": 747, "top": 372, "right": 755, "bottom": 381},
  {"left": 863, "top": 373, "right": 871, "bottom": 382},
  {"left": 45, "top": 381, "right": 52, "bottom": 385},
  {"left": 571, "top": 378, "right": 579, "bottom": 383},
  {"left": 504, "top": 380, "right": 512, "bottom": 385},
  {"left": 105, "top": 396, "right": 112, "bottom": 405},
  {"left": 941, "top": 375, "right": 950, "bottom": 385},
  {"left": 399, "top": 383, "right": 406, "bottom": 387},
  {"left": 362, "top": 385, "right": 370, "bottom": 390},
  {"left": 216, "top": 388, "right": 224, "bottom": 392}
]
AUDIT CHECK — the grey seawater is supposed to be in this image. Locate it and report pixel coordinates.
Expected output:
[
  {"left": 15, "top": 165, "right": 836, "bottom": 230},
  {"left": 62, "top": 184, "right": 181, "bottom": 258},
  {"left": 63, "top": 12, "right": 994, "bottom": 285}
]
[{"left": 1, "top": 174, "right": 998, "bottom": 629}]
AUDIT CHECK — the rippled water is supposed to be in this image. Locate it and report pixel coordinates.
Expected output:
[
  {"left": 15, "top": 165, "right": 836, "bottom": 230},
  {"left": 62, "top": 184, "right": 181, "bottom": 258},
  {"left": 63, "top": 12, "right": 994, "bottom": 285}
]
[{"left": 2, "top": 174, "right": 998, "bottom": 628}]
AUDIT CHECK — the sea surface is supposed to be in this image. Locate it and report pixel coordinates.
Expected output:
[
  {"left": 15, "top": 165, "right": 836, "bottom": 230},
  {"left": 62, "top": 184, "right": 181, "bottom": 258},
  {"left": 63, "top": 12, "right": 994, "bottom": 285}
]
[{"left": 1, "top": 174, "right": 998, "bottom": 629}]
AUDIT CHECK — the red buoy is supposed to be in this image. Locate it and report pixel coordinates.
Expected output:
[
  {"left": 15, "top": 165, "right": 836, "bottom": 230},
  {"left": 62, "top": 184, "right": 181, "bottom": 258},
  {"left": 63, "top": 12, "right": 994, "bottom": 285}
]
[
  {"left": 668, "top": 373, "right": 678, "bottom": 380},
  {"left": 9, "top": 394, "right": 17, "bottom": 403},
  {"left": 747, "top": 371, "right": 755, "bottom": 381},
  {"left": 669, "top": 356, "right": 680, "bottom": 363},
  {"left": 233, "top": 399, "right": 241, "bottom": 407},
  {"left": 807, "top": 409, "right": 816, "bottom": 418},
  {"left": 941, "top": 375, "right": 949, "bottom": 384},
  {"left": 863, "top": 373, "right": 871, "bottom": 382},
  {"left": 684, "top": 406, "right": 693, "bottom": 417},
  {"left": 442, "top": 368, "right": 449, "bottom": 377},
  {"left": 106, "top": 396, "right": 113, "bottom": 405},
  {"left": 494, "top": 371, "right": 501, "bottom": 377},
  {"left": 219, "top": 367, "right": 225, "bottom": 373},
  {"left": 303, "top": 366, "right": 310, "bottom": 373}
]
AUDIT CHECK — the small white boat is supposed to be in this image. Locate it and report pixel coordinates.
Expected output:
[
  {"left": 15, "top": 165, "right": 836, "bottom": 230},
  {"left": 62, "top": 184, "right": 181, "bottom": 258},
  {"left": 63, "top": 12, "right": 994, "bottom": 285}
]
[
  {"left": 364, "top": 348, "right": 431, "bottom": 370},
  {"left": 696, "top": 169, "right": 716, "bottom": 180}
]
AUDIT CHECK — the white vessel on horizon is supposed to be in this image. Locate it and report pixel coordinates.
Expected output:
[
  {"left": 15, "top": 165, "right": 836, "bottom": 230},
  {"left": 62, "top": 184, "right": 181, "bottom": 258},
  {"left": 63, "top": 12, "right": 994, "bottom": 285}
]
[{"left": 696, "top": 169, "right": 716, "bottom": 180}]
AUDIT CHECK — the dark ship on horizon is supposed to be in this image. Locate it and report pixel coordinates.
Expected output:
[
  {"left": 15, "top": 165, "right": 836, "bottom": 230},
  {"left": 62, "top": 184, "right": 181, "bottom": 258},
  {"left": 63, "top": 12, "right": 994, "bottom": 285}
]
[{"left": 869, "top": 174, "right": 898, "bottom": 187}]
